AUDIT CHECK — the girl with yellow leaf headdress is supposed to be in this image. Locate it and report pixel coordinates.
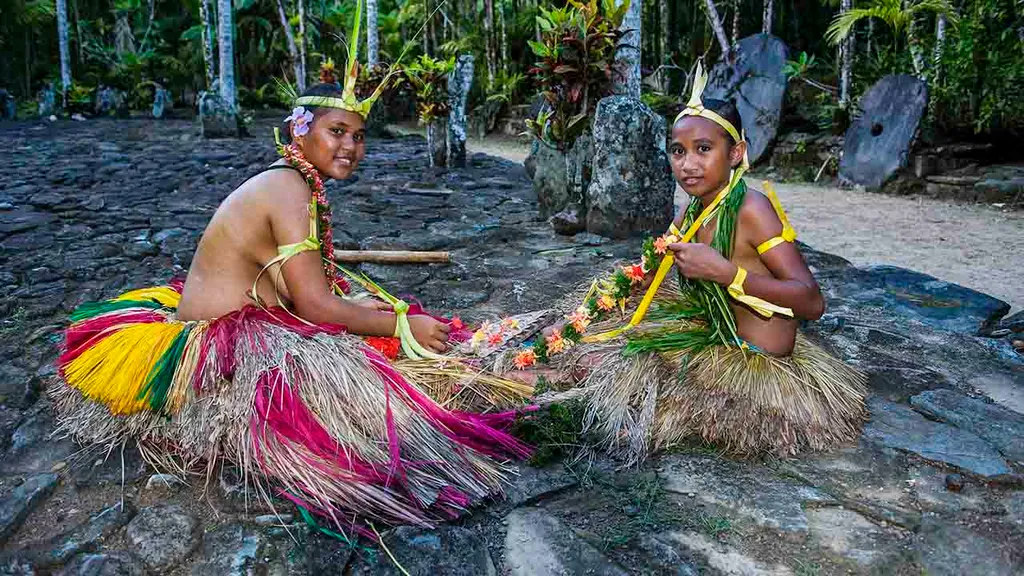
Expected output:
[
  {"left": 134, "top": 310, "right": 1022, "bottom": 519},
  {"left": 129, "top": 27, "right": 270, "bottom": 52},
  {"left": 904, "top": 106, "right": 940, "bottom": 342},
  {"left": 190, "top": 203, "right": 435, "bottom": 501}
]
[{"left": 506, "top": 61, "right": 867, "bottom": 463}]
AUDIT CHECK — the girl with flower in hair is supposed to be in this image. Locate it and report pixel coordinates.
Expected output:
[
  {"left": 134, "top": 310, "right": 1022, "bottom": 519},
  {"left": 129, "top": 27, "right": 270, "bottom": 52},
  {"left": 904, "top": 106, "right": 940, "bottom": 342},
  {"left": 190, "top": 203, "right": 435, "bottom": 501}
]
[{"left": 50, "top": 1, "right": 532, "bottom": 539}]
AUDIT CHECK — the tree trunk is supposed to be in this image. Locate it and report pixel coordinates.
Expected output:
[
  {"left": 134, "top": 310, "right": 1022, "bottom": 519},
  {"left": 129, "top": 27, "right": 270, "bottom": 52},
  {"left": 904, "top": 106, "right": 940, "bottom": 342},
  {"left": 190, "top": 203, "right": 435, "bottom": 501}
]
[
  {"left": 933, "top": 14, "right": 947, "bottom": 67},
  {"left": 905, "top": 0, "right": 926, "bottom": 78},
  {"left": 217, "top": 0, "right": 237, "bottom": 111},
  {"left": 115, "top": 11, "right": 136, "bottom": 57},
  {"left": 24, "top": 29, "right": 31, "bottom": 98},
  {"left": 762, "top": 0, "right": 772, "bottom": 34},
  {"left": 499, "top": 0, "right": 509, "bottom": 74},
  {"left": 702, "top": 0, "right": 730, "bottom": 55},
  {"left": 200, "top": 0, "right": 217, "bottom": 90},
  {"left": 838, "top": 0, "right": 852, "bottom": 109},
  {"left": 866, "top": 18, "right": 873, "bottom": 56},
  {"left": 660, "top": 0, "right": 669, "bottom": 69},
  {"left": 367, "top": 0, "right": 379, "bottom": 66},
  {"left": 56, "top": 0, "right": 71, "bottom": 101},
  {"left": 731, "top": 0, "right": 740, "bottom": 45},
  {"left": 276, "top": 0, "right": 305, "bottom": 91},
  {"left": 484, "top": 0, "right": 496, "bottom": 89},
  {"left": 616, "top": 0, "right": 642, "bottom": 98},
  {"left": 72, "top": 0, "right": 83, "bottom": 66},
  {"left": 297, "top": 0, "right": 307, "bottom": 88}
]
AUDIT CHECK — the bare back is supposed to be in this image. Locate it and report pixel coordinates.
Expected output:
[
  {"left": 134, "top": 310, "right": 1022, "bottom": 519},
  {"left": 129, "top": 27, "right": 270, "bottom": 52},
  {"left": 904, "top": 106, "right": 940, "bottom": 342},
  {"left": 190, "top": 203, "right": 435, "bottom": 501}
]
[{"left": 177, "top": 164, "right": 311, "bottom": 320}]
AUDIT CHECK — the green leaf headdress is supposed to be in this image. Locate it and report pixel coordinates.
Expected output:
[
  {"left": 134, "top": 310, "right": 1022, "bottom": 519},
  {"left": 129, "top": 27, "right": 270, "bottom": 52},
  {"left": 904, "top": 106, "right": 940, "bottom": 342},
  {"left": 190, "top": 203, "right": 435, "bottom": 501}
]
[{"left": 283, "top": 0, "right": 422, "bottom": 120}]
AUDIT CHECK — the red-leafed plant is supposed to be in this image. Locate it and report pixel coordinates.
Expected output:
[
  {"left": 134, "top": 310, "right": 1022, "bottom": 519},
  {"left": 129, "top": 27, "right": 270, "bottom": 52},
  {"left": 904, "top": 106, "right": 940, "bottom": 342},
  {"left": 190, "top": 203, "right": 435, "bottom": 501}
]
[{"left": 524, "top": 0, "right": 630, "bottom": 151}]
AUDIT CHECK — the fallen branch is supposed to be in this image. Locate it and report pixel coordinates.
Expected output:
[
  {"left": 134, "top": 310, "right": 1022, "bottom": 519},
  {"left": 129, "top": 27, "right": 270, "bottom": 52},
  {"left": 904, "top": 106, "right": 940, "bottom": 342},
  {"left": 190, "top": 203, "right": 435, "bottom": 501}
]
[{"left": 333, "top": 250, "right": 451, "bottom": 264}]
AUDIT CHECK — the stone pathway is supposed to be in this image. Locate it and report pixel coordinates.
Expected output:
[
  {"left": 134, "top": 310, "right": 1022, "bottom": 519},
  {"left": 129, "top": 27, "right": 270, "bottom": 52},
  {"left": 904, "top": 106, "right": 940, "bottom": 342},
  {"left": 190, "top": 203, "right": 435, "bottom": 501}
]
[{"left": 0, "top": 116, "right": 1021, "bottom": 575}]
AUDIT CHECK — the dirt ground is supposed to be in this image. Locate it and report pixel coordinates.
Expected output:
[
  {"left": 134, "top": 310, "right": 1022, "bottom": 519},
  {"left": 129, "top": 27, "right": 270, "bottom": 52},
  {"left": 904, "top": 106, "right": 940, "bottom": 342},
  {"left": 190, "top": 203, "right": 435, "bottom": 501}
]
[{"left": 440, "top": 128, "right": 1024, "bottom": 312}]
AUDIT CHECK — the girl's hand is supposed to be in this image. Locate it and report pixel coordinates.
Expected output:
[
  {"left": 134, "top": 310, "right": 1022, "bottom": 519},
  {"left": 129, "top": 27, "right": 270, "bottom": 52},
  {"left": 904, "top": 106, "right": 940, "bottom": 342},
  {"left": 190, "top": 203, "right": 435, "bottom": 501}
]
[
  {"left": 409, "top": 315, "right": 451, "bottom": 353},
  {"left": 668, "top": 243, "right": 737, "bottom": 285},
  {"left": 352, "top": 298, "right": 393, "bottom": 312}
]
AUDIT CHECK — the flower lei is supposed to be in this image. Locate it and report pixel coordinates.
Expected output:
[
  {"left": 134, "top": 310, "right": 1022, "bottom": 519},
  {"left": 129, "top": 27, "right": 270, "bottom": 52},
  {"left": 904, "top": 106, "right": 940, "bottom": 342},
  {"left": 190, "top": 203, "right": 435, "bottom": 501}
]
[
  {"left": 277, "top": 142, "right": 351, "bottom": 295},
  {"left": 512, "top": 233, "right": 678, "bottom": 369}
]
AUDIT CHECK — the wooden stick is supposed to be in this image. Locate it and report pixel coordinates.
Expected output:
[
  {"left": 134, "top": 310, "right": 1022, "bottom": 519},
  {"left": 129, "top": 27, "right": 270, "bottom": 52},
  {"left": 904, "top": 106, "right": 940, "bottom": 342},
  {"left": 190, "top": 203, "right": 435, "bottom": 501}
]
[{"left": 333, "top": 250, "right": 451, "bottom": 264}]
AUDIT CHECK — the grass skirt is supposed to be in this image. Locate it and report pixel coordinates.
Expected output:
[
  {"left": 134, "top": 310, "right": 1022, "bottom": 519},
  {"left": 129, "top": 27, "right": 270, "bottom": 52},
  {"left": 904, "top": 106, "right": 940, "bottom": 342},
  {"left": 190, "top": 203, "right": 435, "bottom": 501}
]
[
  {"left": 51, "top": 280, "right": 531, "bottom": 533},
  {"left": 520, "top": 277, "right": 867, "bottom": 464}
]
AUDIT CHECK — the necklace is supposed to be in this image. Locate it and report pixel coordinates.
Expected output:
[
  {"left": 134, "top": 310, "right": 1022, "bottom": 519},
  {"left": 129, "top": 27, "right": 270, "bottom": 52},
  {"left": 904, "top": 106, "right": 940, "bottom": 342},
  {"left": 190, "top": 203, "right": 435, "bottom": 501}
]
[{"left": 278, "top": 143, "right": 350, "bottom": 295}]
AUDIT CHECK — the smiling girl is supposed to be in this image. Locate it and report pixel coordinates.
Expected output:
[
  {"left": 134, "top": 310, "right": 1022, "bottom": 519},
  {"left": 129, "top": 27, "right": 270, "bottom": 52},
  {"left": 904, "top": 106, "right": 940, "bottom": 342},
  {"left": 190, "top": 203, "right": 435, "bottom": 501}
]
[{"left": 49, "top": 9, "right": 530, "bottom": 536}]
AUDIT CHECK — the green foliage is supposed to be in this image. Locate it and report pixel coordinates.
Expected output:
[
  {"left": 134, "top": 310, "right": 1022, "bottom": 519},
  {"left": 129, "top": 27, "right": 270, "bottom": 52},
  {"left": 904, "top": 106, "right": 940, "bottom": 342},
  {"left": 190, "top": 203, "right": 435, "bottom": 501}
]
[
  {"left": 599, "top": 474, "right": 684, "bottom": 549},
  {"left": 404, "top": 54, "right": 455, "bottom": 124},
  {"left": 486, "top": 71, "right": 526, "bottom": 104},
  {"left": 783, "top": 51, "right": 818, "bottom": 80},
  {"left": 511, "top": 401, "right": 587, "bottom": 466},
  {"left": 524, "top": 0, "right": 628, "bottom": 149},
  {"left": 826, "top": 0, "right": 959, "bottom": 45},
  {"left": 929, "top": 0, "right": 1024, "bottom": 135},
  {"left": 696, "top": 512, "right": 733, "bottom": 538}
]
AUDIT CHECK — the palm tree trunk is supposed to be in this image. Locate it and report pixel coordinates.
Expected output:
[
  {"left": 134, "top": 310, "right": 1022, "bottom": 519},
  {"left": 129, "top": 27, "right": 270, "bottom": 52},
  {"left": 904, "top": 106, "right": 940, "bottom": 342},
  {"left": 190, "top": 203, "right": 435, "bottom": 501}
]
[
  {"left": 276, "top": 0, "right": 305, "bottom": 91},
  {"left": 838, "top": 0, "right": 852, "bottom": 109},
  {"left": 731, "top": 0, "right": 740, "bottom": 45},
  {"left": 56, "top": 0, "right": 71, "bottom": 102},
  {"left": 217, "top": 0, "right": 237, "bottom": 111},
  {"left": 367, "top": 0, "right": 379, "bottom": 66},
  {"left": 905, "top": 0, "right": 926, "bottom": 78},
  {"left": 933, "top": 14, "right": 947, "bottom": 66},
  {"left": 702, "top": 0, "right": 730, "bottom": 55},
  {"left": 660, "top": 0, "right": 670, "bottom": 68},
  {"left": 866, "top": 18, "right": 873, "bottom": 56},
  {"left": 616, "top": 0, "right": 642, "bottom": 98},
  {"left": 499, "top": 0, "right": 509, "bottom": 74},
  {"left": 762, "top": 0, "right": 772, "bottom": 34},
  {"left": 297, "top": 0, "right": 307, "bottom": 88},
  {"left": 484, "top": 0, "right": 496, "bottom": 89},
  {"left": 200, "top": 0, "right": 217, "bottom": 90},
  {"left": 72, "top": 0, "right": 84, "bottom": 65}
]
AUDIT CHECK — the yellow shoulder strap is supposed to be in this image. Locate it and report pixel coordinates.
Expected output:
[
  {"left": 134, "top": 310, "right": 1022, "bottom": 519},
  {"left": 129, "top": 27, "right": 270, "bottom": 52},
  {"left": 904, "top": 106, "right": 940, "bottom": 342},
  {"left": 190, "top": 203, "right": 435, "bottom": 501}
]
[
  {"left": 755, "top": 181, "right": 797, "bottom": 255},
  {"left": 248, "top": 196, "right": 322, "bottom": 324}
]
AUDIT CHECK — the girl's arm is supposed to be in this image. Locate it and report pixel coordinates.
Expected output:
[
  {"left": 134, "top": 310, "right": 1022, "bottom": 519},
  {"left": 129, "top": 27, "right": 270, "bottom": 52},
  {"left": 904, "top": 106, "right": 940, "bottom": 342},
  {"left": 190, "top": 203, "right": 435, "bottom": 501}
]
[
  {"left": 267, "top": 179, "right": 450, "bottom": 350},
  {"left": 669, "top": 198, "right": 825, "bottom": 320}
]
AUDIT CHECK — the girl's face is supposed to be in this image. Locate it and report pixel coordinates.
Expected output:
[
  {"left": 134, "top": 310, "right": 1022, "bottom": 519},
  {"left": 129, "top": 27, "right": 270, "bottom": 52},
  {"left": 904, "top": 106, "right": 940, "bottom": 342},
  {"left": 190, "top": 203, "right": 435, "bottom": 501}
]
[
  {"left": 668, "top": 116, "right": 745, "bottom": 201},
  {"left": 294, "top": 108, "right": 367, "bottom": 180}
]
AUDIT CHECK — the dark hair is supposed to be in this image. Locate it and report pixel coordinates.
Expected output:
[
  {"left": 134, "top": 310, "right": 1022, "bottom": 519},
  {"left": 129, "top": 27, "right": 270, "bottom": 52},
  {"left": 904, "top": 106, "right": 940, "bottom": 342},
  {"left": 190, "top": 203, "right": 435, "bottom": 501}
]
[
  {"left": 676, "top": 97, "right": 743, "bottom": 145},
  {"left": 280, "top": 82, "right": 344, "bottom": 144}
]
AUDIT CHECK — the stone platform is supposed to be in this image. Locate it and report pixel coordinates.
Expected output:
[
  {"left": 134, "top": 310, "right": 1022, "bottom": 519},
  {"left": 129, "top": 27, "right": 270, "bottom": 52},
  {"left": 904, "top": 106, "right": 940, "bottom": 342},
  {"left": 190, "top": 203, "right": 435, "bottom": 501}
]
[{"left": 0, "top": 117, "right": 1021, "bottom": 575}]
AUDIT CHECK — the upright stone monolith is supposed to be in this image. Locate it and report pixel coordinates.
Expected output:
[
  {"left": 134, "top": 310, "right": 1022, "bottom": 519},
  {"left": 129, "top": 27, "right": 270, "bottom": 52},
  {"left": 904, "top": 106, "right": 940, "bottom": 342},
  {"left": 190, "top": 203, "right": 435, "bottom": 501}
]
[
  {"left": 0, "top": 90, "right": 15, "bottom": 120},
  {"left": 585, "top": 96, "right": 674, "bottom": 238},
  {"left": 427, "top": 119, "right": 448, "bottom": 168},
  {"left": 839, "top": 74, "right": 928, "bottom": 190},
  {"left": 447, "top": 55, "right": 474, "bottom": 168}
]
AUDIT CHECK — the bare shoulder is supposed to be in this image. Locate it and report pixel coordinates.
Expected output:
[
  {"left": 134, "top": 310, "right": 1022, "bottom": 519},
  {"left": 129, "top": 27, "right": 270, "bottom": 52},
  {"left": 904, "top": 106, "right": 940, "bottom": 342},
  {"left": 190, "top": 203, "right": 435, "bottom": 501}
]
[
  {"left": 247, "top": 166, "right": 310, "bottom": 208},
  {"left": 737, "top": 186, "right": 783, "bottom": 238}
]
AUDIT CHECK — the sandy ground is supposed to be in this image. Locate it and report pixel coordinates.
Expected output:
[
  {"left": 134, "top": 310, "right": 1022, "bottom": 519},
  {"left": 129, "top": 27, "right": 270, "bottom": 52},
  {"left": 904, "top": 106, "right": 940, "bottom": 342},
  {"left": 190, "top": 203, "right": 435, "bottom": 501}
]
[{"left": 391, "top": 124, "right": 1024, "bottom": 312}]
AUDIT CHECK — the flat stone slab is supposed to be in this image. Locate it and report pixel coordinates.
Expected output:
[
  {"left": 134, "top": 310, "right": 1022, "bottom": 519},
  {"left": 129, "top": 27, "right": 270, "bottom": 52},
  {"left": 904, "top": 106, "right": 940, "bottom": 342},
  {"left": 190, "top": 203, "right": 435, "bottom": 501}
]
[
  {"left": 825, "top": 265, "right": 1010, "bottom": 335},
  {"left": 914, "top": 517, "right": 1022, "bottom": 575},
  {"left": 504, "top": 465, "right": 579, "bottom": 507},
  {"left": 15, "top": 502, "right": 135, "bottom": 568},
  {"left": 0, "top": 473, "right": 58, "bottom": 543},
  {"left": 656, "top": 531, "right": 793, "bottom": 575},
  {"left": 350, "top": 525, "right": 496, "bottom": 576},
  {"left": 863, "top": 397, "right": 1011, "bottom": 477},
  {"left": 190, "top": 523, "right": 285, "bottom": 576},
  {"left": 504, "top": 508, "right": 627, "bottom": 576},
  {"left": 658, "top": 455, "right": 834, "bottom": 538},
  {"left": 805, "top": 508, "right": 905, "bottom": 568},
  {"left": 910, "top": 389, "right": 1024, "bottom": 462},
  {"left": 125, "top": 504, "right": 200, "bottom": 572}
]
